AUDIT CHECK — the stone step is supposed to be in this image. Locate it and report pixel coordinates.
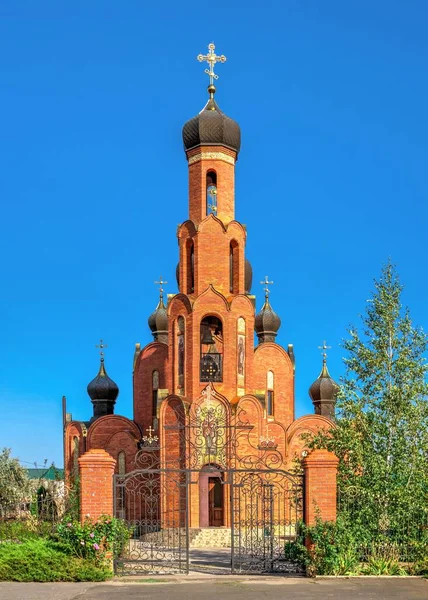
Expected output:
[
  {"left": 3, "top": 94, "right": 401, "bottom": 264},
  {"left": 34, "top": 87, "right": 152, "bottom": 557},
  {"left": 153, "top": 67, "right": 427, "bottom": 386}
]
[{"left": 190, "top": 527, "right": 231, "bottom": 548}]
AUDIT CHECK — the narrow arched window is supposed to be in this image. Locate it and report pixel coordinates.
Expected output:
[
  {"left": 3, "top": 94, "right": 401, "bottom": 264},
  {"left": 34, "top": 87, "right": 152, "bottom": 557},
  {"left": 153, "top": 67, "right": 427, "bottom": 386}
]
[
  {"left": 266, "top": 371, "right": 274, "bottom": 416},
  {"left": 237, "top": 317, "right": 246, "bottom": 390},
  {"left": 118, "top": 451, "right": 126, "bottom": 475},
  {"left": 152, "top": 370, "right": 159, "bottom": 418},
  {"left": 185, "top": 240, "right": 195, "bottom": 294},
  {"left": 72, "top": 436, "right": 79, "bottom": 478},
  {"left": 177, "top": 317, "right": 185, "bottom": 393},
  {"left": 200, "top": 316, "right": 223, "bottom": 382},
  {"left": 230, "top": 240, "right": 239, "bottom": 294},
  {"left": 206, "top": 170, "right": 217, "bottom": 216}
]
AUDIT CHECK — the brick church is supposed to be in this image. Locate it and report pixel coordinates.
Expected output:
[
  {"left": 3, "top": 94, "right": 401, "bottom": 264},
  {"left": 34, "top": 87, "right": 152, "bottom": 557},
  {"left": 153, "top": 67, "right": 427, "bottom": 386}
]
[{"left": 64, "top": 44, "right": 337, "bottom": 531}]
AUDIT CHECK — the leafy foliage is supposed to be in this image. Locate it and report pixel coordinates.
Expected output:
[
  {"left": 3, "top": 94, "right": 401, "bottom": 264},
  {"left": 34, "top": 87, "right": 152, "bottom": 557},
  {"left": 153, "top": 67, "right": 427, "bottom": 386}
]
[
  {"left": 0, "top": 448, "right": 31, "bottom": 514},
  {"left": 308, "top": 262, "right": 428, "bottom": 547},
  {"left": 0, "top": 538, "right": 112, "bottom": 582},
  {"left": 56, "top": 515, "right": 130, "bottom": 562}
]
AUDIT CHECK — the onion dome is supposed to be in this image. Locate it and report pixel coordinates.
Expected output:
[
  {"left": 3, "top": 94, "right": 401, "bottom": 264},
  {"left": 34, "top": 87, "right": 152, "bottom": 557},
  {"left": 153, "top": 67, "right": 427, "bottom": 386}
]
[
  {"left": 182, "top": 85, "right": 241, "bottom": 156},
  {"left": 245, "top": 259, "right": 253, "bottom": 294},
  {"left": 255, "top": 291, "right": 281, "bottom": 344},
  {"left": 309, "top": 358, "right": 338, "bottom": 419},
  {"left": 87, "top": 357, "right": 119, "bottom": 421},
  {"left": 148, "top": 292, "right": 168, "bottom": 344}
]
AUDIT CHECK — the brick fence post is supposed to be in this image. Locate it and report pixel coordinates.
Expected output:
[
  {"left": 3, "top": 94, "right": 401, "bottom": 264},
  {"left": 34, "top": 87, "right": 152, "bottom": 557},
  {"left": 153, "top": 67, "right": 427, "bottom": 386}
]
[
  {"left": 302, "top": 449, "right": 339, "bottom": 526},
  {"left": 78, "top": 449, "right": 116, "bottom": 524}
]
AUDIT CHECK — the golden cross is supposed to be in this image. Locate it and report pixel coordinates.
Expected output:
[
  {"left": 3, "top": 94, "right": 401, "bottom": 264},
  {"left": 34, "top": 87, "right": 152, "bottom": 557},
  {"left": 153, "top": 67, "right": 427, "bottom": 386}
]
[
  {"left": 146, "top": 425, "right": 154, "bottom": 439},
  {"left": 318, "top": 341, "right": 331, "bottom": 362},
  {"left": 197, "top": 43, "right": 227, "bottom": 86},
  {"left": 154, "top": 276, "right": 168, "bottom": 295},
  {"left": 260, "top": 276, "right": 274, "bottom": 298},
  {"left": 95, "top": 339, "right": 108, "bottom": 358}
]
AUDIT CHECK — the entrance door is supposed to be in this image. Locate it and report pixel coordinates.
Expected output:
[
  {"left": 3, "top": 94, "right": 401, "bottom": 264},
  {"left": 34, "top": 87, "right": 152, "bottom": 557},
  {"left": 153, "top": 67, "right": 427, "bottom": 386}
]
[{"left": 208, "top": 477, "right": 223, "bottom": 526}]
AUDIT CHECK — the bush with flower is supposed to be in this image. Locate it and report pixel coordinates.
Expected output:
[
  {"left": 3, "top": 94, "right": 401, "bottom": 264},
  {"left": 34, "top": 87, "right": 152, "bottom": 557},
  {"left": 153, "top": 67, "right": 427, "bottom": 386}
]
[{"left": 56, "top": 515, "right": 130, "bottom": 564}]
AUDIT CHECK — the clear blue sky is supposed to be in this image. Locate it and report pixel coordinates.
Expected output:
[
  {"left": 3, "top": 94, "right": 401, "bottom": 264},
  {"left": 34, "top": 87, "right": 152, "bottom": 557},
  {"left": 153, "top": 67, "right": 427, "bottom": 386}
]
[{"left": 1, "top": 1, "right": 427, "bottom": 467}]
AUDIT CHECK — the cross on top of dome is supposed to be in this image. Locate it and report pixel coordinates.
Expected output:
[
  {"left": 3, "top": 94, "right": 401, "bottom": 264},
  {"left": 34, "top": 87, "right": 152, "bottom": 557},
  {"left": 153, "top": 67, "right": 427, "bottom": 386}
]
[
  {"left": 197, "top": 43, "right": 227, "bottom": 88},
  {"left": 318, "top": 341, "right": 332, "bottom": 363},
  {"left": 95, "top": 339, "right": 108, "bottom": 360},
  {"left": 260, "top": 276, "right": 274, "bottom": 299}
]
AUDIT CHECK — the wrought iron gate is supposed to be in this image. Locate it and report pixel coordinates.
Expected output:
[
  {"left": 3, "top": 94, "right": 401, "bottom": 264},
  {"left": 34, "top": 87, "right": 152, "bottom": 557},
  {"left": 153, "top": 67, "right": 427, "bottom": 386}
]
[
  {"left": 230, "top": 469, "right": 304, "bottom": 574},
  {"left": 114, "top": 451, "right": 189, "bottom": 574},
  {"left": 113, "top": 385, "right": 304, "bottom": 575}
]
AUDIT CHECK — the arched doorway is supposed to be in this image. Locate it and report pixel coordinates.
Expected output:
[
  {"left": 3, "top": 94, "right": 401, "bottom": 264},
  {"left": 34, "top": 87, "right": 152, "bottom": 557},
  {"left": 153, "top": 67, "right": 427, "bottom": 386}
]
[{"left": 199, "top": 464, "right": 224, "bottom": 527}]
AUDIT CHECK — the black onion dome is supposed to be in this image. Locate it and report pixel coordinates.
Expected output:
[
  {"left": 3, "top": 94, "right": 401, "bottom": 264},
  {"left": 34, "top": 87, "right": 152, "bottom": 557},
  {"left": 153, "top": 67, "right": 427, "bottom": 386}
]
[
  {"left": 255, "top": 295, "right": 281, "bottom": 343},
  {"left": 182, "top": 89, "right": 241, "bottom": 155},
  {"left": 309, "top": 361, "right": 338, "bottom": 403},
  {"left": 87, "top": 359, "right": 119, "bottom": 402},
  {"left": 148, "top": 293, "right": 169, "bottom": 344},
  {"left": 245, "top": 258, "right": 253, "bottom": 293},
  {"left": 148, "top": 295, "right": 168, "bottom": 334}
]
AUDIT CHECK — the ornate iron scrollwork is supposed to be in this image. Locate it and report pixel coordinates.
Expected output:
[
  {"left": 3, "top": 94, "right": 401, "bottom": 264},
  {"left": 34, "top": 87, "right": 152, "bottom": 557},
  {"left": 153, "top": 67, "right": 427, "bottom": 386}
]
[{"left": 200, "top": 353, "right": 222, "bottom": 382}]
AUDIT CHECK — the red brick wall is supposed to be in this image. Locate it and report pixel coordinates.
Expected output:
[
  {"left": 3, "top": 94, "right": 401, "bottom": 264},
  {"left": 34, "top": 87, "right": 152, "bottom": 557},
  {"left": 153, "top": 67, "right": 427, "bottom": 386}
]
[
  {"left": 133, "top": 343, "right": 169, "bottom": 431},
  {"left": 302, "top": 449, "right": 339, "bottom": 525},
  {"left": 186, "top": 145, "right": 237, "bottom": 225},
  {"left": 253, "top": 343, "right": 294, "bottom": 429},
  {"left": 78, "top": 449, "right": 116, "bottom": 523}
]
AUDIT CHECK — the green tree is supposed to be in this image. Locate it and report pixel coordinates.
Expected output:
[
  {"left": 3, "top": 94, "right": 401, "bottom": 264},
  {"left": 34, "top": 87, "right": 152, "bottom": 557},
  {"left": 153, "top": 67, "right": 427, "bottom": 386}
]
[
  {"left": 0, "top": 448, "right": 31, "bottom": 515},
  {"left": 310, "top": 262, "right": 428, "bottom": 540}
]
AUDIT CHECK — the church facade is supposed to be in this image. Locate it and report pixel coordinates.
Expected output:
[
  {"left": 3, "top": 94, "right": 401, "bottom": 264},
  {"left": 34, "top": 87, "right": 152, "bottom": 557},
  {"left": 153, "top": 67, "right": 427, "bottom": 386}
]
[{"left": 64, "top": 45, "right": 337, "bottom": 535}]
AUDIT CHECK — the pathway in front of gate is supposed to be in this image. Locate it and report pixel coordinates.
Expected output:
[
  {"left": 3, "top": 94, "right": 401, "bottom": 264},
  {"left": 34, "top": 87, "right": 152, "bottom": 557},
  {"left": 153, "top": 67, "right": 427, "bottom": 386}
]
[
  {"left": 0, "top": 579, "right": 427, "bottom": 600},
  {"left": 189, "top": 547, "right": 231, "bottom": 574}
]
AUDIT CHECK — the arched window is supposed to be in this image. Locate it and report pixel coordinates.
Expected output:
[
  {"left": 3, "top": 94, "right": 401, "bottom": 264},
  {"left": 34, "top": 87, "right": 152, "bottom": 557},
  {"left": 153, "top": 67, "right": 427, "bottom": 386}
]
[
  {"left": 186, "top": 240, "right": 195, "bottom": 294},
  {"left": 118, "top": 451, "right": 126, "bottom": 475},
  {"left": 206, "top": 170, "right": 217, "bottom": 216},
  {"left": 230, "top": 240, "right": 239, "bottom": 294},
  {"left": 237, "top": 317, "right": 246, "bottom": 389},
  {"left": 152, "top": 370, "right": 159, "bottom": 418},
  {"left": 177, "top": 317, "right": 185, "bottom": 393},
  {"left": 200, "top": 316, "right": 223, "bottom": 382},
  {"left": 72, "top": 436, "right": 79, "bottom": 478},
  {"left": 266, "top": 371, "right": 274, "bottom": 416}
]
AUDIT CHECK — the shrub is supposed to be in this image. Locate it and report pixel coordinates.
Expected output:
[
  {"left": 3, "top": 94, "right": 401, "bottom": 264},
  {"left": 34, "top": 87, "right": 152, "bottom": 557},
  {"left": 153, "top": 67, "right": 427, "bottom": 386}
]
[
  {"left": 303, "top": 516, "right": 362, "bottom": 576},
  {"left": 0, "top": 516, "right": 52, "bottom": 542},
  {"left": 0, "top": 538, "right": 112, "bottom": 582},
  {"left": 56, "top": 514, "right": 130, "bottom": 562}
]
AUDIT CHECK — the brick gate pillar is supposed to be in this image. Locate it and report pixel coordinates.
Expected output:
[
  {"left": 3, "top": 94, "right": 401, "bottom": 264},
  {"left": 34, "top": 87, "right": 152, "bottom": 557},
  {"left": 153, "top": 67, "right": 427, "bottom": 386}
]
[
  {"left": 78, "top": 449, "right": 116, "bottom": 524},
  {"left": 302, "top": 449, "right": 339, "bottom": 526}
]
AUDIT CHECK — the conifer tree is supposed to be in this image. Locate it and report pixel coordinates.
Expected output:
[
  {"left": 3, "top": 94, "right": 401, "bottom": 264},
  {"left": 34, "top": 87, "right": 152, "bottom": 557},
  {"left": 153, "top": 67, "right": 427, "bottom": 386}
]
[{"left": 311, "top": 262, "right": 428, "bottom": 537}]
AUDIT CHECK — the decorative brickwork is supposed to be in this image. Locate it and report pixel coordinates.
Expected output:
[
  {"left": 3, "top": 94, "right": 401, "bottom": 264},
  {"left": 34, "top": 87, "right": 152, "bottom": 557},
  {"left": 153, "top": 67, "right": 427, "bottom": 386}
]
[
  {"left": 78, "top": 449, "right": 116, "bottom": 523},
  {"left": 302, "top": 449, "right": 339, "bottom": 525}
]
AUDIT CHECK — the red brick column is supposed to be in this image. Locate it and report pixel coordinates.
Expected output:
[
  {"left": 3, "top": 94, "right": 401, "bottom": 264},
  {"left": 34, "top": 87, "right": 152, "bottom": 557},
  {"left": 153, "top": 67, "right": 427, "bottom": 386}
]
[
  {"left": 302, "top": 449, "right": 339, "bottom": 525},
  {"left": 78, "top": 449, "right": 116, "bottom": 524}
]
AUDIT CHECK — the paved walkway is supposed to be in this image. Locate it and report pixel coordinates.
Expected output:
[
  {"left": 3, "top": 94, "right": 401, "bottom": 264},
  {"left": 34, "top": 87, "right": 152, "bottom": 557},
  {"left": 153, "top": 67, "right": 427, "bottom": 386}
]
[{"left": 0, "top": 578, "right": 426, "bottom": 600}]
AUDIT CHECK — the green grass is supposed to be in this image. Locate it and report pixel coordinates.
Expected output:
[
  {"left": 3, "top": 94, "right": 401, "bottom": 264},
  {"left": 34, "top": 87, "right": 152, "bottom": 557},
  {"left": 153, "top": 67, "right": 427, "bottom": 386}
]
[{"left": 0, "top": 538, "right": 112, "bottom": 582}]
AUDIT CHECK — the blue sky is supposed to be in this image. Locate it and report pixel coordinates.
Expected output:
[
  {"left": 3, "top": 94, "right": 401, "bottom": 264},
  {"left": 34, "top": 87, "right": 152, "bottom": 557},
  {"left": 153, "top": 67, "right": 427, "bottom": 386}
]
[{"left": 1, "top": 1, "right": 427, "bottom": 467}]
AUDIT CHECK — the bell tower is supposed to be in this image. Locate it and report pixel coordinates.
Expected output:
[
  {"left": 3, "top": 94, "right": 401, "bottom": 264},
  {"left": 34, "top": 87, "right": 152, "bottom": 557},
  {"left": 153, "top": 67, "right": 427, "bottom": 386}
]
[{"left": 178, "top": 44, "right": 245, "bottom": 299}]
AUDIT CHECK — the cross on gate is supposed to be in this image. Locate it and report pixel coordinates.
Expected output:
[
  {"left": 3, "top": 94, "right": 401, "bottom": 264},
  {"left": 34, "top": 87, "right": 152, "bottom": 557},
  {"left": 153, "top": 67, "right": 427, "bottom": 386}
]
[{"left": 197, "top": 43, "right": 227, "bottom": 86}]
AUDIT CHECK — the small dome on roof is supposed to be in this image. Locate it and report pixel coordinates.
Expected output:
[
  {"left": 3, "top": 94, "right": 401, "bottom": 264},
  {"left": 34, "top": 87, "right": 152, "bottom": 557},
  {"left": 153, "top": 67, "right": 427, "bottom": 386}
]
[
  {"left": 148, "top": 293, "right": 169, "bottom": 344},
  {"left": 87, "top": 358, "right": 119, "bottom": 403},
  {"left": 309, "top": 359, "right": 338, "bottom": 419},
  {"left": 254, "top": 294, "right": 281, "bottom": 344}
]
